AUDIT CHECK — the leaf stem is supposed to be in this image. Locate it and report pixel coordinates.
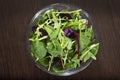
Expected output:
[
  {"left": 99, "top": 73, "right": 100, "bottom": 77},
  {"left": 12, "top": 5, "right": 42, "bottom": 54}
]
[
  {"left": 74, "top": 32, "right": 80, "bottom": 59},
  {"left": 59, "top": 54, "right": 66, "bottom": 70},
  {"left": 48, "top": 56, "right": 54, "bottom": 71},
  {"left": 63, "top": 52, "right": 68, "bottom": 65}
]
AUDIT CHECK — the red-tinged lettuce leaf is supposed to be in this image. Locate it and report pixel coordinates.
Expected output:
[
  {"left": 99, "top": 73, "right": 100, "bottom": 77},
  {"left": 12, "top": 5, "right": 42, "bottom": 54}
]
[{"left": 64, "top": 28, "right": 80, "bottom": 59}]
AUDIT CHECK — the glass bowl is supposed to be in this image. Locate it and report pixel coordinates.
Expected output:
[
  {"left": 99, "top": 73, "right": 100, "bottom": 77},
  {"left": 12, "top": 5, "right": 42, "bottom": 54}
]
[{"left": 26, "top": 3, "right": 99, "bottom": 76}]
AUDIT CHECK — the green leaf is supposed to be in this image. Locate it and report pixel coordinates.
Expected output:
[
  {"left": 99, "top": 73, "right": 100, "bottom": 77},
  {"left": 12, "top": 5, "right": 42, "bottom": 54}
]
[
  {"left": 46, "top": 40, "right": 62, "bottom": 57},
  {"left": 80, "top": 27, "right": 94, "bottom": 51},
  {"left": 65, "top": 61, "right": 77, "bottom": 69},
  {"left": 34, "top": 18, "right": 42, "bottom": 25},
  {"left": 58, "top": 31, "right": 68, "bottom": 49},
  {"left": 85, "top": 27, "right": 94, "bottom": 40},
  {"left": 50, "top": 29, "right": 59, "bottom": 39},
  {"left": 67, "top": 38, "right": 73, "bottom": 50},
  {"left": 83, "top": 52, "right": 91, "bottom": 62},
  {"left": 38, "top": 36, "right": 48, "bottom": 41},
  {"left": 90, "top": 43, "right": 99, "bottom": 55},
  {"left": 31, "top": 40, "right": 47, "bottom": 59},
  {"left": 48, "top": 56, "right": 54, "bottom": 71},
  {"left": 44, "top": 26, "right": 53, "bottom": 36},
  {"left": 71, "top": 54, "right": 80, "bottom": 66},
  {"left": 71, "top": 10, "right": 81, "bottom": 19},
  {"left": 52, "top": 13, "right": 58, "bottom": 28},
  {"left": 80, "top": 34, "right": 90, "bottom": 51},
  {"left": 38, "top": 56, "right": 49, "bottom": 67},
  {"left": 89, "top": 52, "right": 96, "bottom": 60},
  {"left": 81, "top": 43, "right": 99, "bottom": 61},
  {"left": 52, "top": 62, "right": 64, "bottom": 72},
  {"left": 83, "top": 51, "right": 96, "bottom": 62},
  {"left": 65, "top": 54, "right": 81, "bottom": 69}
]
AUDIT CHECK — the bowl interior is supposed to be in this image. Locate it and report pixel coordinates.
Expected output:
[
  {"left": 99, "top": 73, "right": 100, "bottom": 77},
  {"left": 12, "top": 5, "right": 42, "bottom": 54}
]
[{"left": 27, "top": 3, "right": 98, "bottom": 76}]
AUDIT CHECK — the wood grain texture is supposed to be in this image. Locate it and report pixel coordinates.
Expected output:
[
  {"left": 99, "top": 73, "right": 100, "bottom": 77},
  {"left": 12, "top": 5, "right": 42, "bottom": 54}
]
[{"left": 0, "top": 0, "right": 120, "bottom": 80}]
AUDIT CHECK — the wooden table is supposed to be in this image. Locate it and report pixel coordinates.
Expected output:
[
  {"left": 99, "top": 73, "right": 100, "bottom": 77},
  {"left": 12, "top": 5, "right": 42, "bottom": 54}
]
[{"left": 0, "top": 0, "right": 120, "bottom": 80}]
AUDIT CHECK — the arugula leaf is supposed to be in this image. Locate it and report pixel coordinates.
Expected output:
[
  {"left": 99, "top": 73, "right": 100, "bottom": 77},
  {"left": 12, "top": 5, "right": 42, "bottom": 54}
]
[
  {"left": 47, "top": 40, "right": 62, "bottom": 57},
  {"left": 34, "top": 18, "right": 42, "bottom": 26},
  {"left": 50, "top": 13, "right": 61, "bottom": 39},
  {"left": 71, "top": 54, "right": 80, "bottom": 66},
  {"left": 81, "top": 43, "right": 99, "bottom": 62},
  {"left": 90, "top": 43, "right": 99, "bottom": 55},
  {"left": 89, "top": 52, "right": 96, "bottom": 60},
  {"left": 83, "top": 51, "right": 92, "bottom": 62},
  {"left": 80, "top": 26, "right": 94, "bottom": 51},
  {"left": 44, "top": 25, "right": 53, "bottom": 36},
  {"left": 50, "top": 29, "right": 60, "bottom": 39},
  {"left": 52, "top": 13, "right": 59, "bottom": 28}
]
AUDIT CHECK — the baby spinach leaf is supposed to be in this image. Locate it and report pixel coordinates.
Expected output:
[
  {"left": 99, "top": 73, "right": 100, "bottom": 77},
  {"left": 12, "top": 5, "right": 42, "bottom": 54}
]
[
  {"left": 31, "top": 40, "right": 47, "bottom": 59},
  {"left": 38, "top": 56, "right": 49, "bottom": 67},
  {"left": 52, "top": 62, "right": 64, "bottom": 72},
  {"left": 65, "top": 61, "right": 77, "bottom": 69}
]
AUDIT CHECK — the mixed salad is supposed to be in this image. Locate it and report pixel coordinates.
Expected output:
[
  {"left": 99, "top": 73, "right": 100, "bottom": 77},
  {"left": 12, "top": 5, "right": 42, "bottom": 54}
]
[{"left": 29, "top": 9, "right": 99, "bottom": 72}]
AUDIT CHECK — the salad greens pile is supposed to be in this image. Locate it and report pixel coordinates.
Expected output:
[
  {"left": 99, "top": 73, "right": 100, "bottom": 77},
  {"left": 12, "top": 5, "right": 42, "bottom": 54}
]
[{"left": 29, "top": 9, "right": 99, "bottom": 72}]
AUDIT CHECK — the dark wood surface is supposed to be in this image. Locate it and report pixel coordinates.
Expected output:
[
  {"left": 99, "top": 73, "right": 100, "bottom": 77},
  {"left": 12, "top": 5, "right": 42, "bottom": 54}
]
[{"left": 0, "top": 0, "right": 120, "bottom": 80}]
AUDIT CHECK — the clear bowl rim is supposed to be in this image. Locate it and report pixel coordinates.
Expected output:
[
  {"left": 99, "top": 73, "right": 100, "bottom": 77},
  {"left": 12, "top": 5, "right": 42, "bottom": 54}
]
[{"left": 26, "top": 3, "right": 99, "bottom": 76}]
